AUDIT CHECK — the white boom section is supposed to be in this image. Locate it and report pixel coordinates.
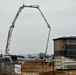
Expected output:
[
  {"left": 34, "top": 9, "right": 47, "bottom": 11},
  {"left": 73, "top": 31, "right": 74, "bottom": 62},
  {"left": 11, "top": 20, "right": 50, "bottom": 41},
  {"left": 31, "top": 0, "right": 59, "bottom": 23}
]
[{"left": 5, "top": 4, "right": 51, "bottom": 55}]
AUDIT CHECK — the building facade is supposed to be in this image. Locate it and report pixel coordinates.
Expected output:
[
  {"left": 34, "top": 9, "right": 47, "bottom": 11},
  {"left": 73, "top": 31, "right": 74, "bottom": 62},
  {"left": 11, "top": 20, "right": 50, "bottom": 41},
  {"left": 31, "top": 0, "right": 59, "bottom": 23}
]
[{"left": 53, "top": 36, "right": 76, "bottom": 59}]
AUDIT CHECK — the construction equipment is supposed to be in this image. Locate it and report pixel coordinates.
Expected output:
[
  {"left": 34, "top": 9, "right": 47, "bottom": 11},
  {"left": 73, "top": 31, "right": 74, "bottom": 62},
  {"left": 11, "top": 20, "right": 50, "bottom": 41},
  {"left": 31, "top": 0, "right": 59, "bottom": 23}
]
[{"left": 5, "top": 4, "right": 51, "bottom": 59}]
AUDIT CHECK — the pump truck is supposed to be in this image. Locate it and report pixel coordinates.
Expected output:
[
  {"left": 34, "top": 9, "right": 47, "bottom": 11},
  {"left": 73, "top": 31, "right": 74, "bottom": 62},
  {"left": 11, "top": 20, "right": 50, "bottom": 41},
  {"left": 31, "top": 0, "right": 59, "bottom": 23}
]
[{"left": 5, "top": 4, "right": 51, "bottom": 61}]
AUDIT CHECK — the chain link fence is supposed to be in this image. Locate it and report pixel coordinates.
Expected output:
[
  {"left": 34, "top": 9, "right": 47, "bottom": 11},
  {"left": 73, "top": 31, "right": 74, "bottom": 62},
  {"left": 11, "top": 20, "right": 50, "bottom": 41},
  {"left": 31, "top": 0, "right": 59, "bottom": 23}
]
[
  {"left": 0, "top": 61, "right": 76, "bottom": 75},
  {"left": 0, "top": 61, "right": 15, "bottom": 75},
  {"left": 0, "top": 61, "right": 22, "bottom": 75}
]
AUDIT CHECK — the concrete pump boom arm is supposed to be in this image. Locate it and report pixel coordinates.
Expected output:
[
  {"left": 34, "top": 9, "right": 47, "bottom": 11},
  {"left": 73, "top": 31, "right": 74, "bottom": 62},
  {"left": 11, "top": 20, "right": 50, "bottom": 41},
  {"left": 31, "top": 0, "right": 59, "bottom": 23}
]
[{"left": 5, "top": 4, "right": 51, "bottom": 55}]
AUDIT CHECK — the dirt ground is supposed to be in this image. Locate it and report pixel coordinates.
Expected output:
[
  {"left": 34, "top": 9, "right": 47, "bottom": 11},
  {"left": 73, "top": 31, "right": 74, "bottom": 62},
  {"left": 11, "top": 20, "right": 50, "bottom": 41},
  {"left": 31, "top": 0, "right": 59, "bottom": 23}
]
[
  {"left": 22, "top": 62, "right": 54, "bottom": 73},
  {"left": 21, "top": 62, "right": 76, "bottom": 75},
  {"left": 22, "top": 71, "right": 76, "bottom": 75}
]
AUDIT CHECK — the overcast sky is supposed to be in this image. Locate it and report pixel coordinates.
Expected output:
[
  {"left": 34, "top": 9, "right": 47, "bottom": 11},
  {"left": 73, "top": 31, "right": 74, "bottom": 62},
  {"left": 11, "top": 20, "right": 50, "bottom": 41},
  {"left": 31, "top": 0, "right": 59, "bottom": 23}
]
[{"left": 0, "top": 0, "right": 76, "bottom": 55}]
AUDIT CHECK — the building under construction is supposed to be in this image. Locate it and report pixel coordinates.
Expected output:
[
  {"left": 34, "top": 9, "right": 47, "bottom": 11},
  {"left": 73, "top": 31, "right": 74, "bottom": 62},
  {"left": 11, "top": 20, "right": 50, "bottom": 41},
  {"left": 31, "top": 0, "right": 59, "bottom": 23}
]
[{"left": 53, "top": 36, "right": 76, "bottom": 60}]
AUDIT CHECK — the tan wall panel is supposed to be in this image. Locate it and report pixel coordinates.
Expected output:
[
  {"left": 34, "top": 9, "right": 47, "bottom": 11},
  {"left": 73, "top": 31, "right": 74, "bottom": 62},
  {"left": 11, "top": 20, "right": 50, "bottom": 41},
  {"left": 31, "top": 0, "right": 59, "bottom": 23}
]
[
  {"left": 54, "top": 40, "right": 61, "bottom": 51},
  {"left": 54, "top": 40, "right": 65, "bottom": 51}
]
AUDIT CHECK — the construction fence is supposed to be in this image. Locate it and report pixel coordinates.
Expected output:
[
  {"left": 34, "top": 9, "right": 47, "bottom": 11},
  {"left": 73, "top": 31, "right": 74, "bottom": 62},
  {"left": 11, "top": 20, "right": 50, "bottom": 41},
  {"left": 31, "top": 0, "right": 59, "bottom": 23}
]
[
  {"left": 0, "top": 61, "right": 22, "bottom": 75},
  {"left": 0, "top": 61, "right": 76, "bottom": 75}
]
